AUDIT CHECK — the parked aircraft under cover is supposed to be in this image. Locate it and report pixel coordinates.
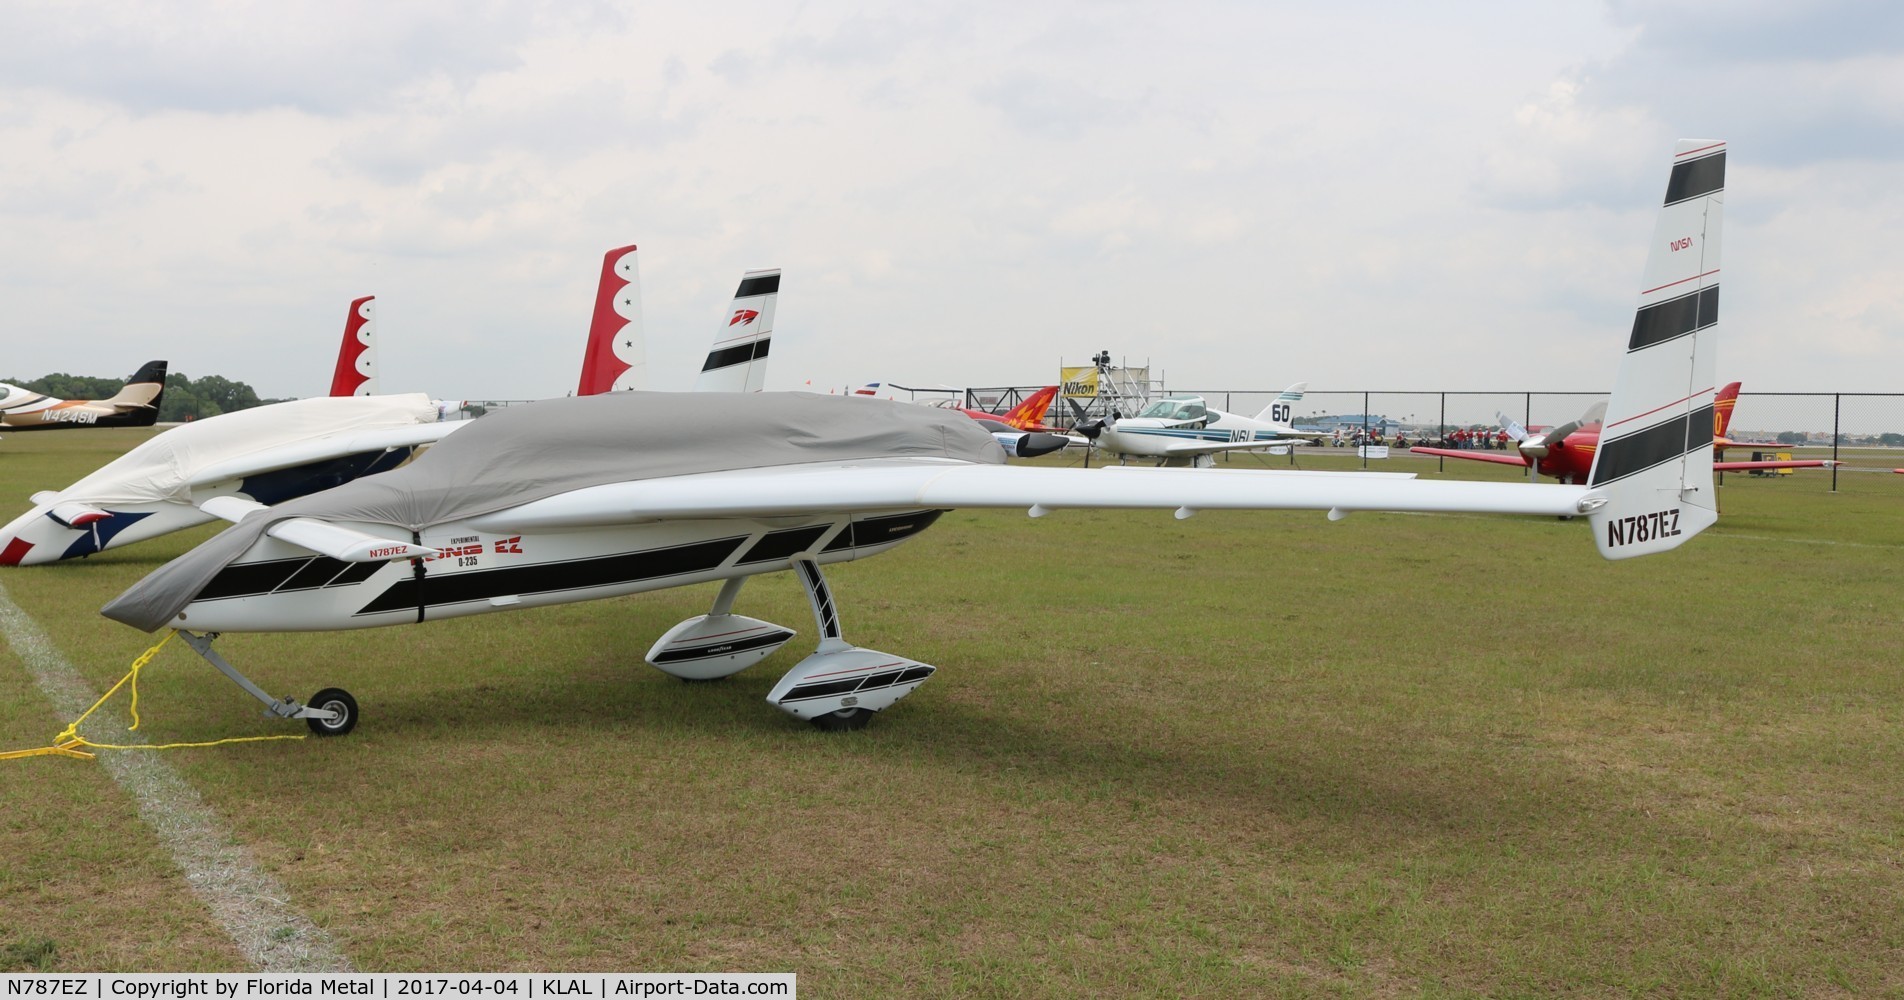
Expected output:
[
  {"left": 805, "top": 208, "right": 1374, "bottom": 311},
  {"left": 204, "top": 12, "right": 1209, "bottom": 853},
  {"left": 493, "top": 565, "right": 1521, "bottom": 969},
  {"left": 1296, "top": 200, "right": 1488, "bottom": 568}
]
[{"left": 97, "top": 139, "right": 1733, "bottom": 737}]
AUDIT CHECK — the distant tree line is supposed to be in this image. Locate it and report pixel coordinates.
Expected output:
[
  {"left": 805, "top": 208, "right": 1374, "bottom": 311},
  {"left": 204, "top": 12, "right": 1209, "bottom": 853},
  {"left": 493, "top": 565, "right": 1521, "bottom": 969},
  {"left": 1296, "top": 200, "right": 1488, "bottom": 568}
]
[{"left": 3, "top": 371, "right": 292, "bottom": 423}]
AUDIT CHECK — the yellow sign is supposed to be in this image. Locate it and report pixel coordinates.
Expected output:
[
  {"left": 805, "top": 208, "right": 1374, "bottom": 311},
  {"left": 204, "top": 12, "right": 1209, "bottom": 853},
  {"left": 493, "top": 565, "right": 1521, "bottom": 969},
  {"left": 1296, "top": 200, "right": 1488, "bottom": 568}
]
[{"left": 1061, "top": 367, "right": 1099, "bottom": 398}]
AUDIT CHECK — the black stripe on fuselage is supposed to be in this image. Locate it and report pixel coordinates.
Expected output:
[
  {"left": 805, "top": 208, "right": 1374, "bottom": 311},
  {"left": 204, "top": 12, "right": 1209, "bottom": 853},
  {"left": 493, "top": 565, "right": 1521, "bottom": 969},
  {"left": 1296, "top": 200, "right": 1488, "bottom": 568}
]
[
  {"left": 701, "top": 337, "right": 771, "bottom": 373},
  {"left": 1629, "top": 285, "right": 1719, "bottom": 352},
  {"left": 820, "top": 509, "right": 945, "bottom": 553},
  {"left": 355, "top": 535, "right": 749, "bottom": 616},
  {"left": 278, "top": 557, "right": 355, "bottom": 593},
  {"left": 1588, "top": 404, "right": 1715, "bottom": 487},
  {"left": 196, "top": 557, "right": 312, "bottom": 601},
  {"left": 737, "top": 525, "right": 831, "bottom": 564},
  {"left": 195, "top": 555, "right": 391, "bottom": 602},
  {"left": 1663, "top": 150, "right": 1725, "bottom": 206},
  {"left": 734, "top": 274, "right": 780, "bottom": 298}
]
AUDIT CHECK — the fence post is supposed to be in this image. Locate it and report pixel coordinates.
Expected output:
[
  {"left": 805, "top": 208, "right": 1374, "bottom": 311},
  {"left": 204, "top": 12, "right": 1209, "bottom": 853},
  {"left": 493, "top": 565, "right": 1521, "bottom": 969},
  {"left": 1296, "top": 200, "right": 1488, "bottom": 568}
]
[
  {"left": 1831, "top": 393, "right": 1841, "bottom": 493},
  {"left": 1362, "top": 391, "right": 1370, "bottom": 469},
  {"left": 1524, "top": 391, "right": 1531, "bottom": 436},
  {"left": 1437, "top": 392, "right": 1445, "bottom": 473}
]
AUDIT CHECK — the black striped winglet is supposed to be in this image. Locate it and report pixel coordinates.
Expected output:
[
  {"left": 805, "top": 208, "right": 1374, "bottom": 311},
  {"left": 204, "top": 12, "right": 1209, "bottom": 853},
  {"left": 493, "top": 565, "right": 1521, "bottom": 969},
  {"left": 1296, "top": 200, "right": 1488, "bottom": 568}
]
[
  {"left": 701, "top": 337, "right": 771, "bottom": 373},
  {"left": 1664, "top": 149, "right": 1724, "bottom": 206},
  {"left": 734, "top": 273, "right": 781, "bottom": 298}
]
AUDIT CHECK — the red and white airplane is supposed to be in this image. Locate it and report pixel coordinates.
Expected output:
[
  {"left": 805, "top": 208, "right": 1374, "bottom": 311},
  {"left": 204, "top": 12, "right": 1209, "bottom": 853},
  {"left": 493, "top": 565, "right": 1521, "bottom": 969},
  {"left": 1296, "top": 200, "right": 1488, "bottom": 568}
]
[
  {"left": 855, "top": 384, "right": 1075, "bottom": 458},
  {"left": 942, "top": 385, "right": 1066, "bottom": 432},
  {"left": 97, "top": 139, "right": 1730, "bottom": 737},
  {"left": 1411, "top": 383, "right": 1831, "bottom": 483}
]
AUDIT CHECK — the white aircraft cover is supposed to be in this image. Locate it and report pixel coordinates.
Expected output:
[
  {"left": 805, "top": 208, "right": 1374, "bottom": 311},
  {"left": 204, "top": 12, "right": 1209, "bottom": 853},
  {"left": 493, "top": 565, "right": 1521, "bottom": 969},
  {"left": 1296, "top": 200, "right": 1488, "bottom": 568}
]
[
  {"left": 103, "top": 391, "right": 1006, "bottom": 631},
  {"left": 44, "top": 394, "right": 441, "bottom": 507}
]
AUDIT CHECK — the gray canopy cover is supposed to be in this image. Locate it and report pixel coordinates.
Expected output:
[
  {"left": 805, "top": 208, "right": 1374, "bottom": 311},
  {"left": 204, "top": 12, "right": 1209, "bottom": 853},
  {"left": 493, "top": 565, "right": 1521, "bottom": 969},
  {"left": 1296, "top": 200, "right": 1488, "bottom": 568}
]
[{"left": 103, "top": 392, "right": 1003, "bottom": 631}]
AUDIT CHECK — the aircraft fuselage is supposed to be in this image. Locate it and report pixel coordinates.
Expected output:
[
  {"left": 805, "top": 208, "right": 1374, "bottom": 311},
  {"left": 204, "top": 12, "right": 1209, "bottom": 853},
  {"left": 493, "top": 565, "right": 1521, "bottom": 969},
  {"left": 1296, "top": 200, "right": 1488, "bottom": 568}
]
[{"left": 163, "top": 508, "right": 944, "bottom": 633}]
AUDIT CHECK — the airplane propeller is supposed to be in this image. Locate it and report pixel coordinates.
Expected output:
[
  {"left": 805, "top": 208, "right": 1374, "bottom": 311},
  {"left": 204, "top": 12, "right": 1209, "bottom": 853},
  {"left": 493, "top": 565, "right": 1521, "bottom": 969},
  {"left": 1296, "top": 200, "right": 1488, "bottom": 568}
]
[
  {"left": 1498, "top": 401, "right": 1606, "bottom": 482},
  {"left": 1068, "top": 405, "right": 1126, "bottom": 468}
]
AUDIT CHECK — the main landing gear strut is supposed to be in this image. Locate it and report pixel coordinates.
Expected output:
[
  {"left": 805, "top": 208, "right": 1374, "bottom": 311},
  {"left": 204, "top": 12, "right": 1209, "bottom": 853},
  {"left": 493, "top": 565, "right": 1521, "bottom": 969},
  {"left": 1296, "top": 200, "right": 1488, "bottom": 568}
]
[{"left": 175, "top": 630, "right": 357, "bottom": 736}]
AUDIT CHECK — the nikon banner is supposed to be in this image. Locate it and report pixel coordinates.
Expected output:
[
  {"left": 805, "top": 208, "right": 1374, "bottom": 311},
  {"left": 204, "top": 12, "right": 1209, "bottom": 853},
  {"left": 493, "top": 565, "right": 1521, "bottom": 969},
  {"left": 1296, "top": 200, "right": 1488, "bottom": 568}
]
[{"left": 1061, "top": 367, "right": 1099, "bottom": 398}]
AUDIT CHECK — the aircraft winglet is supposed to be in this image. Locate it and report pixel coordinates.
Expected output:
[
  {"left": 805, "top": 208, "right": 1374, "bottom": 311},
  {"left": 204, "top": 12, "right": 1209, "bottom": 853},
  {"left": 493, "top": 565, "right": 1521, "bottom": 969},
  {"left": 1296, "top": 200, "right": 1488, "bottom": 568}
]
[
  {"left": 330, "top": 297, "right": 377, "bottom": 396},
  {"left": 576, "top": 245, "right": 645, "bottom": 395},
  {"left": 1584, "top": 139, "right": 1725, "bottom": 559}
]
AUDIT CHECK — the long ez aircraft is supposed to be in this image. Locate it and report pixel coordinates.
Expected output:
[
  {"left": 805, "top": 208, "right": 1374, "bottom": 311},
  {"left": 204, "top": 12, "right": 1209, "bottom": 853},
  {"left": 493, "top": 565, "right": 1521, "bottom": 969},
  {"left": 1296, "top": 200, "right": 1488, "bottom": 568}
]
[{"left": 100, "top": 139, "right": 1731, "bottom": 736}]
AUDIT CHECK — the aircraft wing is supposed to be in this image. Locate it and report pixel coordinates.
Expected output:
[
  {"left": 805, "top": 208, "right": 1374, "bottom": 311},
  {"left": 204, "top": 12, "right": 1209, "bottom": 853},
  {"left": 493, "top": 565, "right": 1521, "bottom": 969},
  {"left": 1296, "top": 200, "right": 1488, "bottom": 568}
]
[
  {"left": 1715, "top": 459, "right": 1836, "bottom": 472},
  {"left": 1151, "top": 438, "right": 1313, "bottom": 458},
  {"left": 199, "top": 496, "right": 438, "bottom": 562},
  {"left": 185, "top": 421, "right": 469, "bottom": 488},
  {"left": 466, "top": 459, "right": 1591, "bottom": 533},
  {"left": 1407, "top": 446, "right": 1531, "bottom": 468}
]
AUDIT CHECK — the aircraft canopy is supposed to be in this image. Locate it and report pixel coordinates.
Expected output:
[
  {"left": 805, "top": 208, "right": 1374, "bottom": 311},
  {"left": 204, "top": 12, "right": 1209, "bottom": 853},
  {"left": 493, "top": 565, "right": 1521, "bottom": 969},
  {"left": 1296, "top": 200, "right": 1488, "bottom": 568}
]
[{"left": 1137, "top": 397, "right": 1207, "bottom": 421}]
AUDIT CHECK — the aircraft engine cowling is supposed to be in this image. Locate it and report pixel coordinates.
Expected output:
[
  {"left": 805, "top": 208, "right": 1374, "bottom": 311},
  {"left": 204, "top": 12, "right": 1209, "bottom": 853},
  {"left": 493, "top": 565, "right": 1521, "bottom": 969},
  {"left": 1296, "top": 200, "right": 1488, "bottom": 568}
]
[{"left": 982, "top": 425, "right": 1070, "bottom": 459}]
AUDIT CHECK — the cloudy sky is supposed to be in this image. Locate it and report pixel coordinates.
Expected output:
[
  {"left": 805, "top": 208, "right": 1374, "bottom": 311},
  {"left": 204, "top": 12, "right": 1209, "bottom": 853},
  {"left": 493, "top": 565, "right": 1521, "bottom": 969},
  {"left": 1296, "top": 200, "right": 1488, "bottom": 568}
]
[{"left": 1, "top": 0, "right": 1899, "bottom": 400}]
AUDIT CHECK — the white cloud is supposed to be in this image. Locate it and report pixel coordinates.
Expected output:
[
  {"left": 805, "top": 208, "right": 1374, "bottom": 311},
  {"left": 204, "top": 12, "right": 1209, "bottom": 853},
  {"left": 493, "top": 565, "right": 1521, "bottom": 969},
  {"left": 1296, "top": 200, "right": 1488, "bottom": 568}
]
[{"left": 0, "top": 0, "right": 1898, "bottom": 400}]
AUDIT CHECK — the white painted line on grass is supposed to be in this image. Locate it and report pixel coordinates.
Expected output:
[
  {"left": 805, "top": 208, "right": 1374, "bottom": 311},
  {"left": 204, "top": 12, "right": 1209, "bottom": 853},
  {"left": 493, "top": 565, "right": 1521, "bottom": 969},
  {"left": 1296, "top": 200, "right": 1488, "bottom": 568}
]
[
  {"left": 1712, "top": 532, "right": 1904, "bottom": 550},
  {"left": 1394, "top": 511, "right": 1904, "bottom": 549},
  {"left": 0, "top": 580, "right": 353, "bottom": 972}
]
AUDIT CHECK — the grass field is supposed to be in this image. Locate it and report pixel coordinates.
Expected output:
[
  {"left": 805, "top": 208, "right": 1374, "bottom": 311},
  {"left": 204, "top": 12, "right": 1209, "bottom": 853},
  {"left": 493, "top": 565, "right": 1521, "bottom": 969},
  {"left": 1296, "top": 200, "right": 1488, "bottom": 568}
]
[{"left": 3, "top": 427, "right": 1903, "bottom": 994}]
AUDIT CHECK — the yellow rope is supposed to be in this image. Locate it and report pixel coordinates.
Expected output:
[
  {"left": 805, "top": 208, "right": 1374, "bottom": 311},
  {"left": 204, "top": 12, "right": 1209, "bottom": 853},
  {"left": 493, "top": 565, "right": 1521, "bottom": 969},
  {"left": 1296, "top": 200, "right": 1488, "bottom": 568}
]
[{"left": 2, "top": 631, "right": 306, "bottom": 761}]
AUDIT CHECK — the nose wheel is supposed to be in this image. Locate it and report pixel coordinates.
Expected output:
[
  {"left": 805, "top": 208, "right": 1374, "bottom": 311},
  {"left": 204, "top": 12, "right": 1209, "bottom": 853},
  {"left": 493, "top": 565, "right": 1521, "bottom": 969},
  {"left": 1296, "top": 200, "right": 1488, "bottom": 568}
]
[
  {"left": 304, "top": 688, "right": 358, "bottom": 736},
  {"left": 176, "top": 630, "right": 361, "bottom": 736}
]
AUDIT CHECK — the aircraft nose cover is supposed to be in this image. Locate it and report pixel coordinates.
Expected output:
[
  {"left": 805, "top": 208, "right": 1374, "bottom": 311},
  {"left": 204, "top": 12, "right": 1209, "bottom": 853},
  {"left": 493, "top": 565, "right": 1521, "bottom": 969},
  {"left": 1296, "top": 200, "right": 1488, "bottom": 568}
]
[{"left": 102, "top": 392, "right": 1002, "bottom": 632}]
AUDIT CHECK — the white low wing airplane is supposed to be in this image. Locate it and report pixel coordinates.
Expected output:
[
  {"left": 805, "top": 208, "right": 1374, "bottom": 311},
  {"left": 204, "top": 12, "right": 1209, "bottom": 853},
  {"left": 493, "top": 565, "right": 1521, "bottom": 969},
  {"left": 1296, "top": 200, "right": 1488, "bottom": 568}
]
[
  {"left": 98, "top": 140, "right": 1728, "bottom": 735},
  {"left": 1076, "top": 383, "right": 1324, "bottom": 466},
  {"left": 0, "top": 360, "right": 169, "bottom": 433}
]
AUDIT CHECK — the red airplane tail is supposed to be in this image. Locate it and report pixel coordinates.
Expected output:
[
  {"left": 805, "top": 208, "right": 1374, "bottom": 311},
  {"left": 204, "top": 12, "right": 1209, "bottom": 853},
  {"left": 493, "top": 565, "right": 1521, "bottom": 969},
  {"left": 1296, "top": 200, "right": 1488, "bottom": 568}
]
[
  {"left": 330, "top": 296, "right": 376, "bottom": 396},
  {"left": 576, "top": 245, "right": 644, "bottom": 395},
  {"left": 1713, "top": 381, "right": 1741, "bottom": 439},
  {"left": 1003, "top": 385, "right": 1060, "bottom": 431}
]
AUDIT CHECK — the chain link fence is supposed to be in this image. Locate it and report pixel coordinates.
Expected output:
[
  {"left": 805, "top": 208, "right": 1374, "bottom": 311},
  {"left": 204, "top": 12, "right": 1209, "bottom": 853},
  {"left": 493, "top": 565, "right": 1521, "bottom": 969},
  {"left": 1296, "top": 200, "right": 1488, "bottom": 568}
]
[
  {"left": 443, "top": 389, "right": 1904, "bottom": 495},
  {"left": 1127, "top": 389, "right": 1904, "bottom": 495}
]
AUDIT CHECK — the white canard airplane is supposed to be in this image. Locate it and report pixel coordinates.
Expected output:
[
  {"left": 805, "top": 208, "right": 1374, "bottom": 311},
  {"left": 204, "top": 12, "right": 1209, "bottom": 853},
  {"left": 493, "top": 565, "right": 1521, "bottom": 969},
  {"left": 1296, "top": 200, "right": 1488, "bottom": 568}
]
[
  {"left": 3, "top": 247, "right": 777, "bottom": 566},
  {"left": 0, "top": 394, "right": 459, "bottom": 566},
  {"left": 96, "top": 139, "right": 1729, "bottom": 735},
  {"left": 1, "top": 299, "right": 464, "bottom": 566},
  {"left": 1075, "top": 383, "right": 1324, "bottom": 466}
]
